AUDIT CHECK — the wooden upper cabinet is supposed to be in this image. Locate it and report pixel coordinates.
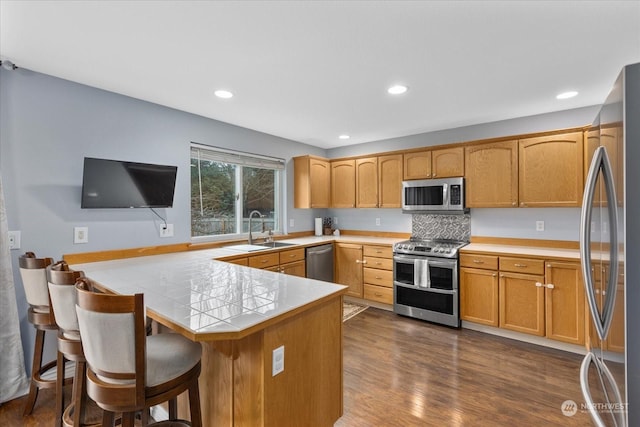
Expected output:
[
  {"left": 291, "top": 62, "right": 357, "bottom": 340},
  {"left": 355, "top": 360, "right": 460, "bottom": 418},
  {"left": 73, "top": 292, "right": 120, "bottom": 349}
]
[
  {"left": 331, "top": 159, "right": 356, "bottom": 208},
  {"left": 403, "top": 151, "right": 432, "bottom": 180},
  {"left": 356, "top": 157, "right": 378, "bottom": 208},
  {"left": 465, "top": 140, "right": 518, "bottom": 208},
  {"left": 293, "top": 156, "right": 330, "bottom": 208},
  {"left": 518, "top": 132, "right": 584, "bottom": 207},
  {"left": 377, "top": 154, "right": 403, "bottom": 208},
  {"left": 432, "top": 147, "right": 464, "bottom": 178}
]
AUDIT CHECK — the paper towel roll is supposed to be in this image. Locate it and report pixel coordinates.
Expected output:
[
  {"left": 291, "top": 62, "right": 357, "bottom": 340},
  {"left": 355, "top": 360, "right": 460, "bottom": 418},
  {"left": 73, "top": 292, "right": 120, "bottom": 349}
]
[{"left": 315, "top": 218, "right": 322, "bottom": 236}]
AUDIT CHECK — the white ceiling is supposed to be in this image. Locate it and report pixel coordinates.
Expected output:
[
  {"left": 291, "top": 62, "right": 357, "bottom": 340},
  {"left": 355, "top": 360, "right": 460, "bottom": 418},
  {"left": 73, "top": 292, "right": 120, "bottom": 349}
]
[{"left": 1, "top": 1, "right": 639, "bottom": 149}]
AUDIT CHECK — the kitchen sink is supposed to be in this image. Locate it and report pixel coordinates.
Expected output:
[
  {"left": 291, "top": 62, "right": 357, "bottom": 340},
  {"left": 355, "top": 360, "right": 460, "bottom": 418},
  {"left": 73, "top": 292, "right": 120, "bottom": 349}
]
[{"left": 255, "top": 241, "right": 296, "bottom": 249}]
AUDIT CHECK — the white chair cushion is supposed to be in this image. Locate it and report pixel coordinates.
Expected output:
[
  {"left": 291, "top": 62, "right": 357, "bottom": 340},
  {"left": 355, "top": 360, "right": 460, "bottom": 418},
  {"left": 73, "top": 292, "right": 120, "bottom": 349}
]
[{"left": 145, "top": 334, "right": 201, "bottom": 387}]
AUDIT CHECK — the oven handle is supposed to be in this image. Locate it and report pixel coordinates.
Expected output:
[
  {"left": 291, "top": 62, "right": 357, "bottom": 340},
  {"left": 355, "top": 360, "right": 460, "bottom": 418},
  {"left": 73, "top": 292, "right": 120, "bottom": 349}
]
[
  {"left": 394, "top": 281, "right": 457, "bottom": 295},
  {"left": 393, "top": 254, "right": 458, "bottom": 268}
]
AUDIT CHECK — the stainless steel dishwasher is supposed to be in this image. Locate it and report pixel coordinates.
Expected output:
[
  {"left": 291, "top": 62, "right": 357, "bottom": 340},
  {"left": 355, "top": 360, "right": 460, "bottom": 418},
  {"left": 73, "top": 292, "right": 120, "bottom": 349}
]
[{"left": 306, "top": 244, "right": 334, "bottom": 283}]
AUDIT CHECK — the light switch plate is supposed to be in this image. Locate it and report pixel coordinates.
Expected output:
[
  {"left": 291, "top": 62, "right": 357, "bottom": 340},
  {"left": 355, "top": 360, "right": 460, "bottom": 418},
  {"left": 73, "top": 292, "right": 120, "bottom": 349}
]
[{"left": 536, "top": 221, "right": 544, "bottom": 232}]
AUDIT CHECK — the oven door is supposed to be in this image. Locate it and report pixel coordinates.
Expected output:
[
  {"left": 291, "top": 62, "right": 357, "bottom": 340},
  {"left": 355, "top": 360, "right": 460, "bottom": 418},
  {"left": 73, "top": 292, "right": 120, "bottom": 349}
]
[
  {"left": 393, "top": 254, "right": 457, "bottom": 291},
  {"left": 393, "top": 254, "right": 459, "bottom": 326}
]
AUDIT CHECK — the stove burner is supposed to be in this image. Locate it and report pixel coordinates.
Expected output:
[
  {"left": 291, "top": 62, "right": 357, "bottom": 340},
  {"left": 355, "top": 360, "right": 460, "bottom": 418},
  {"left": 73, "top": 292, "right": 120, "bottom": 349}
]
[{"left": 393, "top": 238, "right": 468, "bottom": 258}]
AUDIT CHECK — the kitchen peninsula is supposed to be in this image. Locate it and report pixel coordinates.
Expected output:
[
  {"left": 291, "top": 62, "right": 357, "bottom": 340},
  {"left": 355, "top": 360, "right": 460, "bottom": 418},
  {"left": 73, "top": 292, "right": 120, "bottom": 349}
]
[{"left": 68, "top": 247, "right": 348, "bottom": 427}]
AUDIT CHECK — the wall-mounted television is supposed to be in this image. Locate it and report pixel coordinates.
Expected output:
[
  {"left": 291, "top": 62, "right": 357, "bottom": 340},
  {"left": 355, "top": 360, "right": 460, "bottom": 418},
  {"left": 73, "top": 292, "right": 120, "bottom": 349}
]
[{"left": 81, "top": 157, "right": 177, "bottom": 209}]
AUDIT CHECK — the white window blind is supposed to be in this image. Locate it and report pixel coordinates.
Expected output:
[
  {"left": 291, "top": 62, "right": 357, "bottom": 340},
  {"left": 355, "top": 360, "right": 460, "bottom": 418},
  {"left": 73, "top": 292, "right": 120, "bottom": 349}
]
[{"left": 190, "top": 144, "right": 285, "bottom": 169}]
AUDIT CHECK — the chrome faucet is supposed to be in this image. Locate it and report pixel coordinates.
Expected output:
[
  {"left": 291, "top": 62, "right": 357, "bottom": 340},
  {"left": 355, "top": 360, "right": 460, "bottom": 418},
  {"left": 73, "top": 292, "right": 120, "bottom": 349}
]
[{"left": 248, "top": 210, "right": 264, "bottom": 245}]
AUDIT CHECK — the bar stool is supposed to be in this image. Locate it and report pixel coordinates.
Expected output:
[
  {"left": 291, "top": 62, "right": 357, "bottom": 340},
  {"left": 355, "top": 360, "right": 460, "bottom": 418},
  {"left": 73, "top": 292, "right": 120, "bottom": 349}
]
[
  {"left": 47, "top": 262, "right": 100, "bottom": 427},
  {"left": 19, "top": 252, "right": 73, "bottom": 416},
  {"left": 75, "top": 279, "right": 203, "bottom": 427}
]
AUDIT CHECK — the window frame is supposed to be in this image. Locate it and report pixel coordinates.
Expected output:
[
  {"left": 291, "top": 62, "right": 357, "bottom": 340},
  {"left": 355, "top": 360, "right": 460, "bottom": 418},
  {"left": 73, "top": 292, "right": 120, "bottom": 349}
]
[{"left": 190, "top": 143, "right": 285, "bottom": 242}]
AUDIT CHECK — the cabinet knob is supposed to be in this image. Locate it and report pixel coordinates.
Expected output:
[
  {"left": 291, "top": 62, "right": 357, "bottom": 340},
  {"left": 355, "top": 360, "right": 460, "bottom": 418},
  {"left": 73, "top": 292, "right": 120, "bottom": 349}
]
[
  {"left": 512, "top": 202, "right": 516, "bottom": 206},
  {"left": 535, "top": 282, "right": 544, "bottom": 287},
  {"left": 546, "top": 283, "right": 555, "bottom": 289},
  {"left": 520, "top": 202, "right": 525, "bottom": 207},
  {"left": 473, "top": 259, "right": 484, "bottom": 264},
  {"left": 375, "top": 292, "right": 382, "bottom": 297},
  {"left": 356, "top": 260, "right": 367, "bottom": 264},
  {"left": 514, "top": 263, "right": 527, "bottom": 268},
  {"left": 375, "top": 276, "right": 382, "bottom": 280},
  {"left": 433, "top": 173, "right": 437, "bottom": 177},
  {"left": 492, "top": 273, "right": 497, "bottom": 277}
]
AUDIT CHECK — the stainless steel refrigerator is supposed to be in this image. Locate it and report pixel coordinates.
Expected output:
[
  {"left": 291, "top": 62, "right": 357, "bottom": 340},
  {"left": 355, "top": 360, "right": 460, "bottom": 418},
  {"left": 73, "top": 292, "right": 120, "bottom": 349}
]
[{"left": 580, "top": 62, "right": 640, "bottom": 427}]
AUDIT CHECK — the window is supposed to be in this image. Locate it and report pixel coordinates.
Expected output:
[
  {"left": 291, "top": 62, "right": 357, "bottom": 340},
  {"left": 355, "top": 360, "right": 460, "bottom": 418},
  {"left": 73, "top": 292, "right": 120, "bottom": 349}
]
[{"left": 190, "top": 144, "right": 285, "bottom": 239}]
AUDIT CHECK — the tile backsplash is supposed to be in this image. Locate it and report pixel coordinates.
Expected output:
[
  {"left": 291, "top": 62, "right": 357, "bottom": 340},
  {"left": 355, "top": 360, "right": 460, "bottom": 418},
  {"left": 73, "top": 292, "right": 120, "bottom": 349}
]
[{"left": 412, "top": 214, "right": 471, "bottom": 241}]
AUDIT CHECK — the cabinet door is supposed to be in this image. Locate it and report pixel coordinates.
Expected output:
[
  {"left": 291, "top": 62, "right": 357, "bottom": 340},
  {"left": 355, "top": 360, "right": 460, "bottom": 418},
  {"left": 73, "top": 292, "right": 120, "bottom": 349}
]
[
  {"left": 331, "top": 160, "right": 356, "bottom": 208},
  {"left": 460, "top": 267, "right": 499, "bottom": 326},
  {"left": 465, "top": 140, "right": 518, "bottom": 207},
  {"left": 335, "top": 243, "right": 363, "bottom": 297},
  {"left": 378, "top": 154, "right": 403, "bottom": 208},
  {"left": 545, "top": 262, "right": 585, "bottom": 345},
  {"left": 499, "top": 271, "right": 545, "bottom": 336},
  {"left": 356, "top": 157, "right": 378, "bottom": 208},
  {"left": 518, "top": 132, "right": 584, "bottom": 207},
  {"left": 606, "top": 283, "right": 625, "bottom": 353},
  {"left": 432, "top": 147, "right": 464, "bottom": 178},
  {"left": 309, "top": 158, "right": 331, "bottom": 208},
  {"left": 294, "top": 156, "right": 330, "bottom": 208},
  {"left": 403, "top": 151, "right": 431, "bottom": 180},
  {"left": 280, "top": 260, "right": 306, "bottom": 278}
]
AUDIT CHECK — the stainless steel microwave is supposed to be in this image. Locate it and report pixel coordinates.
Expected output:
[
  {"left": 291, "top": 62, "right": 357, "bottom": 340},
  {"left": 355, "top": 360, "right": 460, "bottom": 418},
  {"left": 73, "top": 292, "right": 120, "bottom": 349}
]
[{"left": 402, "top": 177, "right": 467, "bottom": 213}]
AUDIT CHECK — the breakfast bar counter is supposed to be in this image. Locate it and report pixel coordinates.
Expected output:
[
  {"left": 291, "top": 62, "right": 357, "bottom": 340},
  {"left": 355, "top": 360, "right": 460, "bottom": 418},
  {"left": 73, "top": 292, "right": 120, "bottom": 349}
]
[{"left": 70, "top": 249, "right": 348, "bottom": 426}]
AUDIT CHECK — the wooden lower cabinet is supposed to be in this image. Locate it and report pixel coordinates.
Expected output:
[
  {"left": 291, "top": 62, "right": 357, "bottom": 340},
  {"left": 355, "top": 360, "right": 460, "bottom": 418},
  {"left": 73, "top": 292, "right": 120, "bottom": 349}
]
[
  {"left": 461, "top": 251, "right": 585, "bottom": 346},
  {"left": 280, "top": 260, "right": 306, "bottom": 277},
  {"left": 335, "top": 243, "right": 364, "bottom": 297},
  {"left": 460, "top": 267, "right": 499, "bottom": 326},
  {"left": 499, "top": 271, "right": 545, "bottom": 336},
  {"left": 544, "top": 261, "right": 585, "bottom": 345},
  {"left": 335, "top": 243, "right": 393, "bottom": 303}
]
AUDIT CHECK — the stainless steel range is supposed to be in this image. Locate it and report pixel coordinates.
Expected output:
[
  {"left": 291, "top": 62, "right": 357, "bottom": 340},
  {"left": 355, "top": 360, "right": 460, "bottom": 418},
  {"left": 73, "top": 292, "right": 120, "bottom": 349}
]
[{"left": 393, "top": 238, "right": 468, "bottom": 327}]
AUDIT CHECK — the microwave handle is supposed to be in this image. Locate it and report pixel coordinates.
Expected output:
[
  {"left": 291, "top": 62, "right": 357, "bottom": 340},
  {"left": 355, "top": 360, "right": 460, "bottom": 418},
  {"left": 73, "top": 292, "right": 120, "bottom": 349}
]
[{"left": 442, "top": 183, "right": 448, "bottom": 208}]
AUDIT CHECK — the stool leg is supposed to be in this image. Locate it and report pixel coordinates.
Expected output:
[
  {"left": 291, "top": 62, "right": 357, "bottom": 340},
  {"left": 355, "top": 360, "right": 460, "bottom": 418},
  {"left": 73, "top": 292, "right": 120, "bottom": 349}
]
[
  {"left": 168, "top": 397, "right": 177, "bottom": 419},
  {"left": 72, "top": 360, "right": 87, "bottom": 427},
  {"left": 54, "top": 350, "right": 65, "bottom": 427},
  {"left": 102, "top": 410, "right": 115, "bottom": 427},
  {"left": 188, "top": 381, "right": 202, "bottom": 427},
  {"left": 23, "top": 329, "right": 46, "bottom": 415}
]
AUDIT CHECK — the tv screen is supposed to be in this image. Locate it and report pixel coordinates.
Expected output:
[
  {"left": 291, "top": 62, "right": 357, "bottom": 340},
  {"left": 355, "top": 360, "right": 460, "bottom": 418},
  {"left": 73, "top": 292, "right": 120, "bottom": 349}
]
[{"left": 81, "top": 157, "right": 177, "bottom": 208}]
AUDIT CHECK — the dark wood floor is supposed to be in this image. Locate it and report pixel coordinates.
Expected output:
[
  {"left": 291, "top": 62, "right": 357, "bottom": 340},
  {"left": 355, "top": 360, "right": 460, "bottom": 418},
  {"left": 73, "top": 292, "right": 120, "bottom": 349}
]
[
  {"left": 335, "top": 307, "right": 592, "bottom": 426},
  {"left": 2, "top": 307, "right": 592, "bottom": 426}
]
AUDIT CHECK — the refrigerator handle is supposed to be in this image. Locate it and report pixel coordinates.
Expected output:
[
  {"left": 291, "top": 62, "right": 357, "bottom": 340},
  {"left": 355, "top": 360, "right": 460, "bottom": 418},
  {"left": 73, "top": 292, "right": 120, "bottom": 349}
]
[
  {"left": 580, "top": 146, "right": 619, "bottom": 340},
  {"left": 580, "top": 352, "right": 626, "bottom": 427}
]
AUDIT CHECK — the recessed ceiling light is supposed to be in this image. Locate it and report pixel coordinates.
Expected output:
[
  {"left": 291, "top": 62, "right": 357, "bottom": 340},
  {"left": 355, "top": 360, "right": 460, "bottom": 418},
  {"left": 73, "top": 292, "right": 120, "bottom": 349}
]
[
  {"left": 556, "top": 91, "right": 578, "bottom": 100},
  {"left": 339, "top": 134, "right": 350, "bottom": 140},
  {"left": 214, "top": 90, "right": 234, "bottom": 99},
  {"left": 387, "top": 85, "right": 408, "bottom": 95}
]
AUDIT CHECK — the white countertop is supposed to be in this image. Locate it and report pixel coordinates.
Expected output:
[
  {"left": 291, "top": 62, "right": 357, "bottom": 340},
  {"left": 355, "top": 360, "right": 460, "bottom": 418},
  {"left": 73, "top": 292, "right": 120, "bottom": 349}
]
[
  {"left": 70, "top": 248, "right": 347, "bottom": 341},
  {"left": 461, "top": 243, "right": 581, "bottom": 260}
]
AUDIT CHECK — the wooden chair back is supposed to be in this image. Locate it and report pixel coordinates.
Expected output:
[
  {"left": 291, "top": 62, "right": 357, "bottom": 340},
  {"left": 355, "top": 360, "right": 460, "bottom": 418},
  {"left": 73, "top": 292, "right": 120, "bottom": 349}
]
[
  {"left": 75, "top": 279, "right": 147, "bottom": 410},
  {"left": 47, "top": 261, "right": 84, "bottom": 334},
  {"left": 19, "top": 252, "right": 54, "bottom": 313}
]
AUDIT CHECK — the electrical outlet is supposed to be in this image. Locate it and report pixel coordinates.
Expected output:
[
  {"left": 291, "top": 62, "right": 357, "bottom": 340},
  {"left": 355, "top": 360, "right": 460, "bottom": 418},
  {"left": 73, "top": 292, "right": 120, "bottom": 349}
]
[
  {"left": 289, "top": 219, "right": 295, "bottom": 228},
  {"left": 333, "top": 217, "right": 338, "bottom": 225},
  {"left": 375, "top": 218, "right": 381, "bottom": 226},
  {"left": 74, "top": 227, "right": 89, "bottom": 244},
  {"left": 272, "top": 345, "right": 284, "bottom": 376},
  {"left": 536, "top": 221, "right": 544, "bottom": 232},
  {"left": 159, "top": 223, "right": 174, "bottom": 238},
  {"left": 8, "top": 230, "right": 21, "bottom": 250}
]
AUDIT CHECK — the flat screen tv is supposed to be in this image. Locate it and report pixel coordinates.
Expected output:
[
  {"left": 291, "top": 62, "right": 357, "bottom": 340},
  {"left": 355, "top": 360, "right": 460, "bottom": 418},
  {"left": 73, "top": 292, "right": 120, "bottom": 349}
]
[{"left": 81, "top": 157, "right": 177, "bottom": 208}]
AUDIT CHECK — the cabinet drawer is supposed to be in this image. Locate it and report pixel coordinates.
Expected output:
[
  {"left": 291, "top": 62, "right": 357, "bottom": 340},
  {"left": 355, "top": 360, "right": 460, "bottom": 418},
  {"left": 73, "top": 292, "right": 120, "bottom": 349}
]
[
  {"left": 363, "top": 245, "right": 392, "bottom": 258},
  {"left": 364, "top": 284, "right": 393, "bottom": 304},
  {"left": 363, "top": 256, "right": 393, "bottom": 271},
  {"left": 248, "top": 253, "right": 279, "bottom": 269},
  {"left": 500, "top": 257, "right": 544, "bottom": 275},
  {"left": 225, "top": 257, "right": 248, "bottom": 266},
  {"left": 364, "top": 268, "right": 393, "bottom": 287},
  {"left": 460, "top": 253, "right": 498, "bottom": 270},
  {"left": 279, "top": 248, "right": 305, "bottom": 264}
]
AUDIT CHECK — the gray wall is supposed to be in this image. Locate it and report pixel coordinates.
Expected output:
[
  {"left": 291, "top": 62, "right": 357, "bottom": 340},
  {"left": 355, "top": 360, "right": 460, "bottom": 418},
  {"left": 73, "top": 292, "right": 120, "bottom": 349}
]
[{"left": 0, "top": 68, "right": 327, "bottom": 374}]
